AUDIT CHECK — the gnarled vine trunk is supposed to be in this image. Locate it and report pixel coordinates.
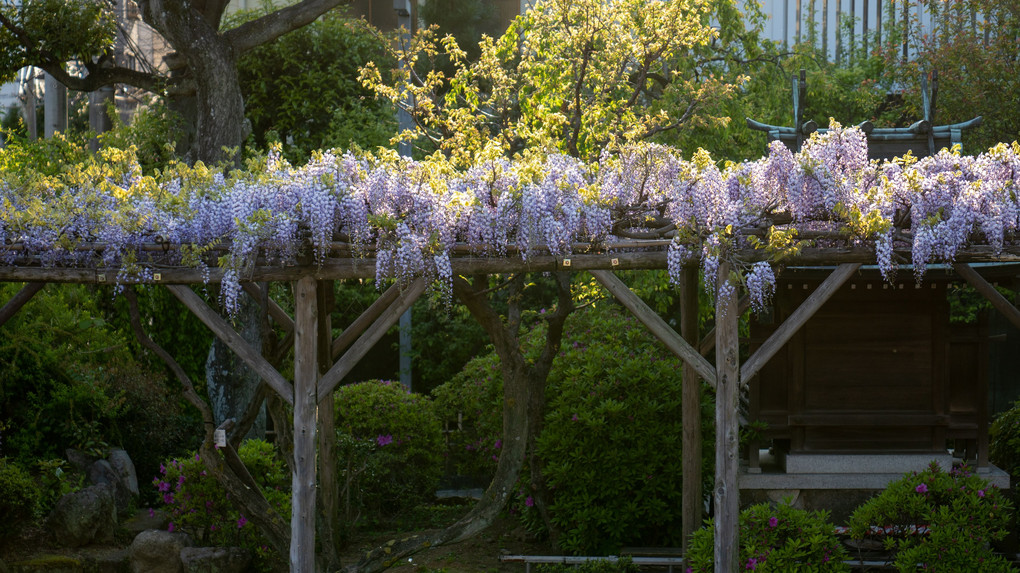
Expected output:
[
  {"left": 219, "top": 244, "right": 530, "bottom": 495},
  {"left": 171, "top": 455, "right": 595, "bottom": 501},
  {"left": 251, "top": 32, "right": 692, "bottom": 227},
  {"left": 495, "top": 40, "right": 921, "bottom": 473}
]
[{"left": 343, "top": 273, "right": 574, "bottom": 573}]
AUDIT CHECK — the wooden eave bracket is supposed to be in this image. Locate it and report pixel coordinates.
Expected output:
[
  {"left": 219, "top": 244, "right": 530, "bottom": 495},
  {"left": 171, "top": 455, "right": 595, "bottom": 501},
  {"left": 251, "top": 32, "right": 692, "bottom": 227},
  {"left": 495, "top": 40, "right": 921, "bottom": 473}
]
[
  {"left": 590, "top": 269, "right": 718, "bottom": 386},
  {"left": 166, "top": 284, "right": 295, "bottom": 405}
]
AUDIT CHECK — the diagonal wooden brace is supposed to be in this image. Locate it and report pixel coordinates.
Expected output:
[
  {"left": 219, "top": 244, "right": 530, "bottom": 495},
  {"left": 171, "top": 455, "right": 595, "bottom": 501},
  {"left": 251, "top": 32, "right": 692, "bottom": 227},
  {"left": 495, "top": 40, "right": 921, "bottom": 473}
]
[
  {"left": 954, "top": 262, "right": 1020, "bottom": 330},
  {"left": 0, "top": 282, "right": 46, "bottom": 328},
  {"left": 590, "top": 269, "right": 717, "bottom": 386},
  {"left": 740, "top": 262, "right": 860, "bottom": 385},
  {"left": 166, "top": 284, "right": 294, "bottom": 405},
  {"left": 318, "top": 278, "right": 427, "bottom": 401}
]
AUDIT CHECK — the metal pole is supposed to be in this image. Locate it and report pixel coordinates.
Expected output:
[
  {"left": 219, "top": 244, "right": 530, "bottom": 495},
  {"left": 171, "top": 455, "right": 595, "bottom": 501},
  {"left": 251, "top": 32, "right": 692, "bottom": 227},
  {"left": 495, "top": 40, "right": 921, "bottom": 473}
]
[
  {"left": 43, "top": 73, "right": 67, "bottom": 138},
  {"left": 396, "top": 0, "right": 414, "bottom": 391}
]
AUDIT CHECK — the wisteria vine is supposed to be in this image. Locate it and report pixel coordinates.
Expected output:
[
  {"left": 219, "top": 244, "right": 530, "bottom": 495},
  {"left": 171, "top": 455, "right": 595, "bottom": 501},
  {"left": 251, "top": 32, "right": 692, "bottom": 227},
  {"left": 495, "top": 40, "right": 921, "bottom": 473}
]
[{"left": 1, "top": 124, "right": 1018, "bottom": 314}]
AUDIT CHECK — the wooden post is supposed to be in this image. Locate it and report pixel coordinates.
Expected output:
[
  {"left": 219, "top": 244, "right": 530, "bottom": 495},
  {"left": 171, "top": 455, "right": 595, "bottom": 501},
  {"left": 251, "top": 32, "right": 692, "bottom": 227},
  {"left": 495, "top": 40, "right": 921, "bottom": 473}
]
[
  {"left": 714, "top": 261, "right": 740, "bottom": 573},
  {"left": 316, "top": 280, "right": 341, "bottom": 570},
  {"left": 680, "top": 265, "right": 702, "bottom": 553},
  {"left": 292, "top": 277, "right": 317, "bottom": 572}
]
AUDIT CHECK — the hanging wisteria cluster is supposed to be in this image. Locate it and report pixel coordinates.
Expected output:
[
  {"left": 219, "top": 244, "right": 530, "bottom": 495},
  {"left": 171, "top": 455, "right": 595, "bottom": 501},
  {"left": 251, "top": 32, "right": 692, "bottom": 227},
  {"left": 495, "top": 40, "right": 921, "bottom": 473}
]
[{"left": 1, "top": 124, "right": 1018, "bottom": 314}]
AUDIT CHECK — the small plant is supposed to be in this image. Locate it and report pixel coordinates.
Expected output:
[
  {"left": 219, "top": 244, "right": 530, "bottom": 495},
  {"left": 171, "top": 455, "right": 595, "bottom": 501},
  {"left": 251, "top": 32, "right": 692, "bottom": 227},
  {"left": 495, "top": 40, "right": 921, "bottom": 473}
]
[
  {"left": 686, "top": 502, "right": 848, "bottom": 572},
  {"left": 152, "top": 440, "right": 288, "bottom": 571},
  {"left": 848, "top": 462, "right": 1012, "bottom": 572},
  {"left": 0, "top": 458, "right": 42, "bottom": 539},
  {"left": 35, "top": 458, "right": 86, "bottom": 514}
]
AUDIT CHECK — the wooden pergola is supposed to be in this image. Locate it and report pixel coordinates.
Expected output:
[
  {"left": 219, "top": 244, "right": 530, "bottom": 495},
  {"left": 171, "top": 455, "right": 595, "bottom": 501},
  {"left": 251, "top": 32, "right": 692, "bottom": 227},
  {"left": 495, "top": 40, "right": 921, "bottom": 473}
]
[{"left": 2, "top": 242, "right": 1020, "bottom": 572}]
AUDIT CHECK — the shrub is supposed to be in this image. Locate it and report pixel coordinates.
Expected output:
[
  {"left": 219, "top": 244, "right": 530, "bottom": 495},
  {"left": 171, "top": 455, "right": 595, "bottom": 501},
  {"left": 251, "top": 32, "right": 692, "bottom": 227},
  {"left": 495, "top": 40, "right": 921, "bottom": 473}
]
[
  {"left": 431, "top": 350, "right": 504, "bottom": 484},
  {"left": 848, "top": 462, "right": 1012, "bottom": 572},
  {"left": 990, "top": 399, "right": 1020, "bottom": 478},
  {"left": 0, "top": 458, "right": 41, "bottom": 539},
  {"left": 433, "top": 304, "right": 715, "bottom": 554},
  {"left": 686, "top": 502, "right": 848, "bottom": 572},
  {"left": 334, "top": 380, "right": 443, "bottom": 520},
  {"left": 535, "top": 305, "right": 714, "bottom": 554},
  {"left": 152, "top": 440, "right": 289, "bottom": 570}
]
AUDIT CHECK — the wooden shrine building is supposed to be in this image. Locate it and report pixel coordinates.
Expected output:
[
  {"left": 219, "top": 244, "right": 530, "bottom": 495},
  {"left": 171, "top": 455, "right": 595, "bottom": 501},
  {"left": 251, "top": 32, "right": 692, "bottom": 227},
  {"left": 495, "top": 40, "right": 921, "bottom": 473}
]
[{"left": 740, "top": 70, "right": 1010, "bottom": 519}]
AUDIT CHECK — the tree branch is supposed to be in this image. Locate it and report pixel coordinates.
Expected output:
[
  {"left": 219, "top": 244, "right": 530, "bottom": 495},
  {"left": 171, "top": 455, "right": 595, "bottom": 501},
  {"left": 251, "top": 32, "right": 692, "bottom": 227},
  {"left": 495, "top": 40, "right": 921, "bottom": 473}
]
[{"left": 224, "top": 0, "right": 345, "bottom": 55}]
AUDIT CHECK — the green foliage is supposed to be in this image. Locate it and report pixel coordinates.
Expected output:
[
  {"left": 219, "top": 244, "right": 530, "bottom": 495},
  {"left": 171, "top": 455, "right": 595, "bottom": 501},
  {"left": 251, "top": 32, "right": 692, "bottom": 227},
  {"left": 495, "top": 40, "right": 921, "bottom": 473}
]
[
  {"left": 536, "top": 557, "right": 640, "bottom": 573},
  {"left": 411, "top": 295, "right": 488, "bottom": 395},
  {"left": 848, "top": 462, "right": 1013, "bottom": 572},
  {"left": 686, "top": 502, "right": 848, "bottom": 572},
  {"left": 536, "top": 305, "right": 714, "bottom": 554},
  {"left": 0, "top": 0, "right": 116, "bottom": 81},
  {"left": 364, "top": 0, "right": 736, "bottom": 164},
  {"left": 946, "top": 283, "right": 1016, "bottom": 324},
  {"left": 0, "top": 283, "right": 198, "bottom": 505},
  {"left": 34, "top": 458, "right": 86, "bottom": 515},
  {"left": 990, "top": 399, "right": 1020, "bottom": 478},
  {"left": 334, "top": 380, "right": 444, "bottom": 520},
  {"left": 0, "top": 458, "right": 42, "bottom": 539},
  {"left": 153, "top": 440, "right": 288, "bottom": 571},
  {"left": 230, "top": 5, "right": 397, "bottom": 163},
  {"left": 98, "top": 101, "right": 186, "bottom": 173},
  {"left": 870, "top": 0, "right": 1020, "bottom": 150}
]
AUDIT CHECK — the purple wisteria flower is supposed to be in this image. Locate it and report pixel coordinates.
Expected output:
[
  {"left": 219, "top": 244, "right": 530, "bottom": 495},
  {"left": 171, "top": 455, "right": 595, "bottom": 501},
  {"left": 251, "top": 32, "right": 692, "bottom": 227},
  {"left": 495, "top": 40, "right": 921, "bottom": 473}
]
[
  {"left": 916, "top": 483, "right": 928, "bottom": 494},
  {"left": 376, "top": 434, "right": 393, "bottom": 446},
  {"left": 767, "top": 516, "right": 778, "bottom": 528}
]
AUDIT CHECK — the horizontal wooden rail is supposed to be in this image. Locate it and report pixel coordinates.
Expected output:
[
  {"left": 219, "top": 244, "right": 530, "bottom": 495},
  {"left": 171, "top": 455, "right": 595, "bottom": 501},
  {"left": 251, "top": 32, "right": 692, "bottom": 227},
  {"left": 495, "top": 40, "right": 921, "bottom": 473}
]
[{"left": 788, "top": 412, "right": 950, "bottom": 426}]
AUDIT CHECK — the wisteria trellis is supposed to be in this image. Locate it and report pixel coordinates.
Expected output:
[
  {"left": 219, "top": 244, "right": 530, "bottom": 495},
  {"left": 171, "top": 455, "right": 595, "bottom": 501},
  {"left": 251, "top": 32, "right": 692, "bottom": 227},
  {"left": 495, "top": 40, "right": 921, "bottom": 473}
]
[{"left": 2, "top": 122, "right": 1019, "bottom": 314}]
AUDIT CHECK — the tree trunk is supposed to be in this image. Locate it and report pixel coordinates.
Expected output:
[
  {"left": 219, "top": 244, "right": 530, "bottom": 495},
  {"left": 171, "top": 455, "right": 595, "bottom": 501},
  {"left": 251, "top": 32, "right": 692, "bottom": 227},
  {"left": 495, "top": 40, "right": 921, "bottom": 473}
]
[{"left": 139, "top": 0, "right": 246, "bottom": 165}]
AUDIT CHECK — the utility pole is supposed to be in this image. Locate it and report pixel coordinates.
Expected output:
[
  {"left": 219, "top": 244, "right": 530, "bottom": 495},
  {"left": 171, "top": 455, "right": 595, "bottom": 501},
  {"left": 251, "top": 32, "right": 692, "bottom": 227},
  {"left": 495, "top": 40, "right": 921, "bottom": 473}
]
[
  {"left": 43, "top": 73, "right": 67, "bottom": 137},
  {"left": 396, "top": 0, "right": 414, "bottom": 391}
]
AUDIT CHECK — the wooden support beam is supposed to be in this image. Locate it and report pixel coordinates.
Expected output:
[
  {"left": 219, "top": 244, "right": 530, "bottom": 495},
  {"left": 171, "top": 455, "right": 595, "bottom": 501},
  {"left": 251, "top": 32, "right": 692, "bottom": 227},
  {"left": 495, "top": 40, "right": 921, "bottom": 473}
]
[
  {"left": 242, "top": 282, "right": 294, "bottom": 333},
  {"left": 330, "top": 281, "right": 402, "bottom": 359},
  {"left": 317, "top": 278, "right": 427, "bottom": 401},
  {"left": 714, "top": 261, "right": 740, "bottom": 573},
  {"left": 954, "top": 263, "right": 1020, "bottom": 330},
  {"left": 291, "top": 277, "right": 318, "bottom": 572},
  {"left": 698, "top": 295, "right": 750, "bottom": 356},
  {"left": 740, "top": 263, "right": 860, "bottom": 385},
  {"left": 316, "top": 280, "right": 342, "bottom": 571},
  {"left": 166, "top": 284, "right": 294, "bottom": 405},
  {"left": 591, "top": 269, "right": 717, "bottom": 386},
  {"left": 679, "top": 265, "right": 702, "bottom": 554},
  {"left": 0, "top": 282, "right": 45, "bottom": 328}
]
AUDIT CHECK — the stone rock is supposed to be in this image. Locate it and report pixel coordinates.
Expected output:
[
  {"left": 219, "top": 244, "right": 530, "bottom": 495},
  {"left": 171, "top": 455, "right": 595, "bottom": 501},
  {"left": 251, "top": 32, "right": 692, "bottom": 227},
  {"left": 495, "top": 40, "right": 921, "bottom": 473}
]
[
  {"left": 107, "top": 450, "right": 139, "bottom": 497},
  {"left": 129, "top": 530, "right": 193, "bottom": 573},
  {"left": 88, "top": 461, "right": 132, "bottom": 517},
  {"left": 180, "top": 548, "right": 251, "bottom": 573},
  {"left": 47, "top": 483, "right": 117, "bottom": 547},
  {"left": 66, "top": 449, "right": 97, "bottom": 473}
]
